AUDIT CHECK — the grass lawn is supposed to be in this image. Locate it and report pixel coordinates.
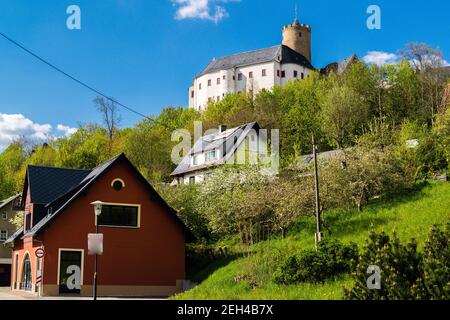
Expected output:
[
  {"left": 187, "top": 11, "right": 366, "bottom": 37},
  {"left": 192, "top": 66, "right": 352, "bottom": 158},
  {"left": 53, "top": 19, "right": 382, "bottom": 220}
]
[{"left": 173, "top": 181, "right": 450, "bottom": 300}]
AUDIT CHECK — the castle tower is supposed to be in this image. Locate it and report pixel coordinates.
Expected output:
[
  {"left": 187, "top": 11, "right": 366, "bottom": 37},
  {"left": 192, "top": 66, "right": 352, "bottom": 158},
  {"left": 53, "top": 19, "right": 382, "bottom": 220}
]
[{"left": 282, "top": 18, "right": 312, "bottom": 63}]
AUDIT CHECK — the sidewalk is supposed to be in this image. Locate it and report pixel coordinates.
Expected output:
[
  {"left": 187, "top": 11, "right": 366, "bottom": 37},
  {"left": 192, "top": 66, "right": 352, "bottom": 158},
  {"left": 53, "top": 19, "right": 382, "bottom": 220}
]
[{"left": 0, "top": 287, "right": 163, "bottom": 300}]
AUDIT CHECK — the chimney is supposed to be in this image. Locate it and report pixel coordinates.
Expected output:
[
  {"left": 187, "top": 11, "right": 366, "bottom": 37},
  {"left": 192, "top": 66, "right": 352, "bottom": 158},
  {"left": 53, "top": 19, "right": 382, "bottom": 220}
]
[{"left": 218, "top": 125, "right": 227, "bottom": 133}]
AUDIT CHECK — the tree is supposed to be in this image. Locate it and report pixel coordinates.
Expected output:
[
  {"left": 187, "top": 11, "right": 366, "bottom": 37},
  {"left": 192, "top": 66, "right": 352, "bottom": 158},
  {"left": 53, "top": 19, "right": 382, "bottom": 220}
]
[
  {"left": 320, "top": 85, "right": 367, "bottom": 148},
  {"left": 94, "top": 96, "right": 121, "bottom": 142}
]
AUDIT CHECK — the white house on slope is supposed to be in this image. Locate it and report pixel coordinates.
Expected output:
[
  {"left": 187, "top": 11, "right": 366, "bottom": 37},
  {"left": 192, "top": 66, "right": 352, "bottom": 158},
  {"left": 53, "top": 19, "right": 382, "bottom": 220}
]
[{"left": 170, "top": 122, "right": 267, "bottom": 185}]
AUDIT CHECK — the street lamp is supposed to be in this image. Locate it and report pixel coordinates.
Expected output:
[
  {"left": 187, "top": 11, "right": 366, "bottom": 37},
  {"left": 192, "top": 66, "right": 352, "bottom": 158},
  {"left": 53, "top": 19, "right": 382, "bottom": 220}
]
[{"left": 90, "top": 200, "right": 103, "bottom": 301}]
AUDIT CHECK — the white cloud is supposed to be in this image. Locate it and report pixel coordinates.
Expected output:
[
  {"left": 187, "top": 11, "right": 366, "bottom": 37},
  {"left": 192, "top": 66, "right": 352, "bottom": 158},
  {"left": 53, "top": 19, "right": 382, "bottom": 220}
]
[
  {"left": 0, "top": 113, "right": 77, "bottom": 151},
  {"left": 172, "top": 0, "right": 236, "bottom": 23},
  {"left": 363, "top": 51, "right": 399, "bottom": 66},
  {"left": 57, "top": 124, "right": 78, "bottom": 137}
]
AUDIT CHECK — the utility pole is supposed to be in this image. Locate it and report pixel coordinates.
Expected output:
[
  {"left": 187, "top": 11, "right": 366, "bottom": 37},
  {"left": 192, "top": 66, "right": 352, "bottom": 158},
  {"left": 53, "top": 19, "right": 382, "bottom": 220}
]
[{"left": 312, "top": 135, "right": 323, "bottom": 249}]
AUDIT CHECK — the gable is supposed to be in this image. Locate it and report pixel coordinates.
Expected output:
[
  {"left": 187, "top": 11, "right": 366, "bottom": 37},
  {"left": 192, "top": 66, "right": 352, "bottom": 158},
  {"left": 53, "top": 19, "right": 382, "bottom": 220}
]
[{"left": 26, "top": 154, "right": 195, "bottom": 242}]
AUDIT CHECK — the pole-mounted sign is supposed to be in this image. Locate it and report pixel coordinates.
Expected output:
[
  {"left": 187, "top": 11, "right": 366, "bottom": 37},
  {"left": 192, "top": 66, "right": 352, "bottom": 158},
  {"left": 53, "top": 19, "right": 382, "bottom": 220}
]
[{"left": 35, "top": 248, "right": 45, "bottom": 258}]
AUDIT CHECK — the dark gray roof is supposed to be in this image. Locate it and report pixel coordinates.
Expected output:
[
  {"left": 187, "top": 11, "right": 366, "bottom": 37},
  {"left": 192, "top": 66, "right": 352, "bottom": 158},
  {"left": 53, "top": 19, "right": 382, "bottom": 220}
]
[
  {"left": 171, "top": 122, "right": 261, "bottom": 176},
  {"left": 198, "top": 45, "right": 314, "bottom": 77},
  {"left": 27, "top": 165, "right": 90, "bottom": 204},
  {"left": 0, "top": 194, "right": 20, "bottom": 210},
  {"left": 4, "top": 228, "right": 23, "bottom": 244}
]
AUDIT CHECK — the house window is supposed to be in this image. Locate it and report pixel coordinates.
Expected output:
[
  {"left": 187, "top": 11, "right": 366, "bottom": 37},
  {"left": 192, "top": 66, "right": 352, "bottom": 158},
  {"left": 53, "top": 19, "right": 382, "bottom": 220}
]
[
  {"left": 277, "top": 70, "right": 280, "bottom": 77},
  {"left": 112, "top": 179, "right": 125, "bottom": 191},
  {"left": 199, "top": 83, "right": 202, "bottom": 90},
  {"left": 301, "top": 72, "right": 305, "bottom": 80},
  {"left": 281, "top": 71, "right": 286, "bottom": 78},
  {"left": 193, "top": 155, "right": 199, "bottom": 166},
  {"left": 217, "top": 78, "right": 221, "bottom": 85},
  {"left": 191, "top": 91, "right": 194, "bottom": 98},
  {"left": 97, "top": 205, "right": 139, "bottom": 228},
  {"left": 262, "top": 69, "right": 266, "bottom": 77},
  {"left": 1, "top": 212, "right": 7, "bottom": 220},
  {"left": 25, "top": 213, "right": 31, "bottom": 232},
  {"left": 294, "top": 70, "right": 298, "bottom": 78},
  {"left": 208, "top": 79, "right": 212, "bottom": 86},
  {"left": 238, "top": 73, "right": 243, "bottom": 81},
  {"left": 205, "top": 150, "right": 217, "bottom": 162},
  {"left": 189, "top": 177, "right": 195, "bottom": 185},
  {"left": 0, "top": 230, "right": 7, "bottom": 241},
  {"left": 249, "top": 72, "right": 253, "bottom": 79}
]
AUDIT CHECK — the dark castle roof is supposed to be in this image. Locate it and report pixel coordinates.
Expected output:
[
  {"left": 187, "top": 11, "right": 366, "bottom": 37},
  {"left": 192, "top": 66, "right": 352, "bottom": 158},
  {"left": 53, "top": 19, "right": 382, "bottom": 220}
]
[{"left": 198, "top": 45, "right": 314, "bottom": 77}]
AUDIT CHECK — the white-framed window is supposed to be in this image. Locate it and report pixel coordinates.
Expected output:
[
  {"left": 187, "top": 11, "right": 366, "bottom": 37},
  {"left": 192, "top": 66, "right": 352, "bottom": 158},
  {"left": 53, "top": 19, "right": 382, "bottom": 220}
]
[
  {"left": 205, "top": 150, "right": 217, "bottom": 162},
  {"left": 0, "top": 230, "right": 8, "bottom": 241},
  {"left": 192, "top": 155, "right": 199, "bottom": 166},
  {"left": 96, "top": 204, "right": 140, "bottom": 228},
  {"left": 2, "top": 212, "right": 7, "bottom": 220}
]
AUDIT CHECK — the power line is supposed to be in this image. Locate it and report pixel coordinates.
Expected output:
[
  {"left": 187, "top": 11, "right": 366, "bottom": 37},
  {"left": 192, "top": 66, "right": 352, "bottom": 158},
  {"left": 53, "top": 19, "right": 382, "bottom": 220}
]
[{"left": 0, "top": 31, "right": 154, "bottom": 122}]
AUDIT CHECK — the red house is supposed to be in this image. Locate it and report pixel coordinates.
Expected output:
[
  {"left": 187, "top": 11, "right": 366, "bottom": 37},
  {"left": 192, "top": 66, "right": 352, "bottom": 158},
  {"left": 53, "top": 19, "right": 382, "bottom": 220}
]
[{"left": 5, "top": 153, "right": 194, "bottom": 297}]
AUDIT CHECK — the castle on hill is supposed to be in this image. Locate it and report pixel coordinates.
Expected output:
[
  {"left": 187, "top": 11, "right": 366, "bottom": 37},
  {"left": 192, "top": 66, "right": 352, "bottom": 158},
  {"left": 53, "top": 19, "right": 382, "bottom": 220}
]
[{"left": 188, "top": 16, "right": 357, "bottom": 111}]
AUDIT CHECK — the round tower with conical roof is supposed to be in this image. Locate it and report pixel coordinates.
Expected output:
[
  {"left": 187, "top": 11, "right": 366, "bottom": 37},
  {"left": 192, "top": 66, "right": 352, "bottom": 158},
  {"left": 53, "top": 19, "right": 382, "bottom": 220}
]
[{"left": 282, "top": 18, "right": 312, "bottom": 63}]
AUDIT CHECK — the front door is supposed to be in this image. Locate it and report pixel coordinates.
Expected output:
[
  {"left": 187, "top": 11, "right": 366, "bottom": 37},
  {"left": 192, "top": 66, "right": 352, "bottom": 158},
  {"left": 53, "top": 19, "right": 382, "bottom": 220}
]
[
  {"left": 20, "top": 254, "right": 32, "bottom": 291},
  {"left": 59, "top": 250, "right": 83, "bottom": 294}
]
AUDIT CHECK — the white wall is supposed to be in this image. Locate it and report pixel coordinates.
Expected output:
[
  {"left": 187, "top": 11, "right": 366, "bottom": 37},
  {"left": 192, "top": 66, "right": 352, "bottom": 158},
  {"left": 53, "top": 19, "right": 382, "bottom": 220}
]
[{"left": 189, "top": 61, "right": 313, "bottom": 111}]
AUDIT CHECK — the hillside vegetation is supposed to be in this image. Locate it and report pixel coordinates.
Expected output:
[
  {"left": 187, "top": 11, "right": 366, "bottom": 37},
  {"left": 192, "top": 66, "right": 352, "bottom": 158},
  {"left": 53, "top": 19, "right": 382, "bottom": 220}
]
[{"left": 174, "top": 181, "right": 450, "bottom": 300}]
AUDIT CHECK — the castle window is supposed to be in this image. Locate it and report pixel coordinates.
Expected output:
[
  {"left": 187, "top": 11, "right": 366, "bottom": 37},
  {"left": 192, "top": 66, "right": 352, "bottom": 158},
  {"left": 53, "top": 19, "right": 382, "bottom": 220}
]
[
  {"left": 294, "top": 70, "right": 298, "bottom": 78},
  {"left": 191, "top": 91, "right": 194, "bottom": 98},
  {"left": 217, "top": 78, "right": 220, "bottom": 85},
  {"left": 301, "top": 72, "right": 305, "bottom": 79},
  {"left": 233, "top": 75, "right": 236, "bottom": 80},
  {"left": 199, "top": 83, "right": 202, "bottom": 90},
  {"left": 238, "top": 73, "right": 243, "bottom": 81},
  {"left": 262, "top": 69, "right": 266, "bottom": 77},
  {"left": 223, "top": 75, "right": 226, "bottom": 80},
  {"left": 281, "top": 71, "right": 286, "bottom": 78},
  {"left": 208, "top": 79, "right": 212, "bottom": 86},
  {"left": 249, "top": 72, "right": 253, "bottom": 79},
  {"left": 277, "top": 70, "right": 280, "bottom": 77},
  {"left": 299, "top": 32, "right": 302, "bottom": 37}
]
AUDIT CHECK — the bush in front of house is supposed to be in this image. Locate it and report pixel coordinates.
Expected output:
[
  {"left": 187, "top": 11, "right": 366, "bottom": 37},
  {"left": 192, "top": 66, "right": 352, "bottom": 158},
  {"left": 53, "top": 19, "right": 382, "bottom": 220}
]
[
  {"left": 273, "top": 239, "right": 358, "bottom": 284},
  {"left": 344, "top": 221, "right": 450, "bottom": 300}
]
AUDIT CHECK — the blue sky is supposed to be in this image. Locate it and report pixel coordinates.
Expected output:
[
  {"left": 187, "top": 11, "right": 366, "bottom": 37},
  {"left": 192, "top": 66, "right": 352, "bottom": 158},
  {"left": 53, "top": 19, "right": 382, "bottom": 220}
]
[{"left": 0, "top": 0, "right": 449, "bottom": 149}]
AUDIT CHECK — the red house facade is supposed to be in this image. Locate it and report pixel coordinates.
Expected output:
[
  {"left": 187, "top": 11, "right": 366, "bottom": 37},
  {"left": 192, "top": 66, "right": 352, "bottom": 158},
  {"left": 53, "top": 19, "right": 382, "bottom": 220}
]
[{"left": 5, "top": 153, "right": 193, "bottom": 297}]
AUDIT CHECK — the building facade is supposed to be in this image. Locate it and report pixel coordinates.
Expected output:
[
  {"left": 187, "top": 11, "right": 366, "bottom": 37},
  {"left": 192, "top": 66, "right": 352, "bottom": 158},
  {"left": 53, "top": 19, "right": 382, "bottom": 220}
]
[
  {"left": 188, "top": 18, "right": 315, "bottom": 111},
  {"left": 6, "top": 154, "right": 194, "bottom": 297},
  {"left": 0, "top": 194, "right": 22, "bottom": 286}
]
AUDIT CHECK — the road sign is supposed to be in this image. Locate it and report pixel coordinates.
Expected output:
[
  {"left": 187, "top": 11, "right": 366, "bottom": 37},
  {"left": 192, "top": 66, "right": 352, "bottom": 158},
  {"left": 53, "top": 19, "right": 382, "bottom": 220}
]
[
  {"left": 88, "top": 233, "right": 103, "bottom": 255},
  {"left": 35, "top": 248, "right": 45, "bottom": 258}
]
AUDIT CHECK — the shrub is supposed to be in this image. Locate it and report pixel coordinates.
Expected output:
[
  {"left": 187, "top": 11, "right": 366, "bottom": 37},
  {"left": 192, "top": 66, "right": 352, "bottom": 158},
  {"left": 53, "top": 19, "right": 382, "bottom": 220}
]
[
  {"left": 274, "top": 239, "right": 358, "bottom": 284},
  {"left": 344, "top": 222, "right": 450, "bottom": 300}
]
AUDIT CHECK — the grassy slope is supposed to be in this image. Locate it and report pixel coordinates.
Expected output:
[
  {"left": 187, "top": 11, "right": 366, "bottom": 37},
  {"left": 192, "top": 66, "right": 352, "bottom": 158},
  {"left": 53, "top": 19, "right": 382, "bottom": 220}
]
[{"left": 174, "top": 181, "right": 450, "bottom": 300}]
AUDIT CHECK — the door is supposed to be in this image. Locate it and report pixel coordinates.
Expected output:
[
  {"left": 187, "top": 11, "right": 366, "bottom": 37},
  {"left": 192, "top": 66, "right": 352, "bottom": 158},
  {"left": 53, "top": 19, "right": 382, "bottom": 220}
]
[
  {"left": 20, "top": 254, "right": 32, "bottom": 291},
  {"left": 59, "top": 250, "right": 83, "bottom": 294},
  {"left": 0, "top": 264, "right": 11, "bottom": 287}
]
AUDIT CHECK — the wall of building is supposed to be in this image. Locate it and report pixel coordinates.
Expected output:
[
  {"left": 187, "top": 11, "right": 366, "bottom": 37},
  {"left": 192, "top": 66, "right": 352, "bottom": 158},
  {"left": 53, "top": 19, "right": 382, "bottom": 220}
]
[{"left": 11, "top": 159, "right": 187, "bottom": 296}]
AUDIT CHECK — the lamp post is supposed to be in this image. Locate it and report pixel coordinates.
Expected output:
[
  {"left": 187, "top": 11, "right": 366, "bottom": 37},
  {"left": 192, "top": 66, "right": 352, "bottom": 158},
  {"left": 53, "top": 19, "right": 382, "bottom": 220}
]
[{"left": 91, "top": 200, "right": 103, "bottom": 301}]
